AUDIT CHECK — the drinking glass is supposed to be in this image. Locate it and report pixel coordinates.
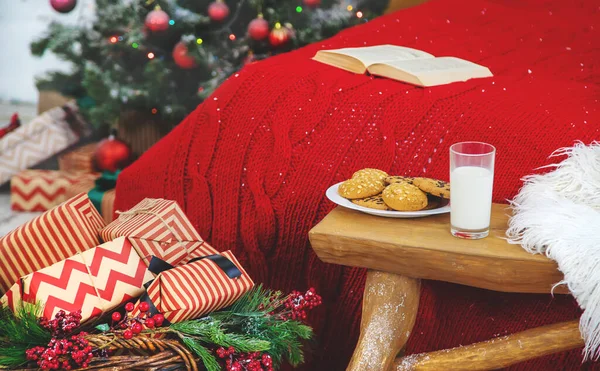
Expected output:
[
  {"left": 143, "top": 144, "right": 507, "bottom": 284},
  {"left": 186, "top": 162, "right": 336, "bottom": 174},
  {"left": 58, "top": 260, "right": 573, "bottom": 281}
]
[{"left": 449, "top": 142, "right": 496, "bottom": 239}]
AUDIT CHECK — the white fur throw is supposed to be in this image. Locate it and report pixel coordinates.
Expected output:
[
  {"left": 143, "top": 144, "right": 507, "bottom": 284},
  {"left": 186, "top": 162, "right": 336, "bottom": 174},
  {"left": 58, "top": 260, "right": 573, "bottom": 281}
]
[{"left": 506, "top": 141, "right": 600, "bottom": 360}]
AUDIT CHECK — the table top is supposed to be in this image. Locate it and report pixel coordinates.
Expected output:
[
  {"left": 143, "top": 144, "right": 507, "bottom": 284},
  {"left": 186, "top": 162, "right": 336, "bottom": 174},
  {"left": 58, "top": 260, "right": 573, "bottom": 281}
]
[{"left": 309, "top": 204, "right": 566, "bottom": 294}]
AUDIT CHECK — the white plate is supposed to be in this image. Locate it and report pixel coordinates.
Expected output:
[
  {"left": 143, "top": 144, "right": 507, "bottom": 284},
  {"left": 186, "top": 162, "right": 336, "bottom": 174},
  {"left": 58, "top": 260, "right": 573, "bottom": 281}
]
[{"left": 326, "top": 182, "right": 451, "bottom": 218}]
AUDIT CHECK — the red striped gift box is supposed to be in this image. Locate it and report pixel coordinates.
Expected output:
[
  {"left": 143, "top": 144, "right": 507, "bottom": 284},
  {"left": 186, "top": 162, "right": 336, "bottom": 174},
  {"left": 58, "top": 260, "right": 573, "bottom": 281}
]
[
  {"left": 0, "top": 193, "right": 105, "bottom": 294},
  {"left": 1, "top": 237, "right": 154, "bottom": 323},
  {"left": 10, "top": 170, "right": 99, "bottom": 212},
  {"left": 100, "top": 198, "right": 217, "bottom": 267},
  {"left": 58, "top": 143, "right": 97, "bottom": 173},
  {"left": 134, "top": 250, "right": 254, "bottom": 323}
]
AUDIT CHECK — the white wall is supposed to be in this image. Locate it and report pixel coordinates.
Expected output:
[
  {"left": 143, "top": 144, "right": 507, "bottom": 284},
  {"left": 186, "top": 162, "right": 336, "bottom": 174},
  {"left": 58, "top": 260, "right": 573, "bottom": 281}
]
[{"left": 0, "top": 0, "right": 95, "bottom": 103}]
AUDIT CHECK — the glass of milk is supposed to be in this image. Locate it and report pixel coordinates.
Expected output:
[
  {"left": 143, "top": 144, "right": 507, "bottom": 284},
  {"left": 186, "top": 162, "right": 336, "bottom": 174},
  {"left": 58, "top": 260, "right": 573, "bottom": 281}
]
[{"left": 450, "top": 142, "right": 496, "bottom": 239}]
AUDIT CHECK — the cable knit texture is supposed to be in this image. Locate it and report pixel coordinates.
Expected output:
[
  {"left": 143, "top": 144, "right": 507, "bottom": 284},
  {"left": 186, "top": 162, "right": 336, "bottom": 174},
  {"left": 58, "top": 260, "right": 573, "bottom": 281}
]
[{"left": 115, "top": 0, "right": 600, "bottom": 369}]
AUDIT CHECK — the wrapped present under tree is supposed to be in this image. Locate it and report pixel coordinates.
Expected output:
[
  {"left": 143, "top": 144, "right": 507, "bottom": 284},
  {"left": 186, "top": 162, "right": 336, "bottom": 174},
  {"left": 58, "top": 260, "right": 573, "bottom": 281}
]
[
  {"left": 134, "top": 250, "right": 254, "bottom": 323},
  {"left": 0, "top": 193, "right": 105, "bottom": 294},
  {"left": 64, "top": 171, "right": 119, "bottom": 224},
  {"left": 0, "top": 102, "right": 90, "bottom": 185},
  {"left": 101, "top": 198, "right": 218, "bottom": 266},
  {"left": 58, "top": 143, "right": 98, "bottom": 173},
  {"left": 0, "top": 237, "right": 154, "bottom": 323},
  {"left": 10, "top": 170, "right": 99, "bottom": 212}
]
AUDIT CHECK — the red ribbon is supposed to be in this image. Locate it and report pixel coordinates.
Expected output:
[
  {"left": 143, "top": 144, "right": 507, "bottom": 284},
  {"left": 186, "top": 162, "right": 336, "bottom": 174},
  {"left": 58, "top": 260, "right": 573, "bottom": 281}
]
[{"left": 0, "top": 113, "right": 21, "bottom": 139}]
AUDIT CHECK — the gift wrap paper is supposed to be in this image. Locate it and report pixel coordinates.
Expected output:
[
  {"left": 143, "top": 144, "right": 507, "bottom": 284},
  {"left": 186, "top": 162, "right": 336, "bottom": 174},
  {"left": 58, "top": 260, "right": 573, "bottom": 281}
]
[
  {"left": 1, "top": 237, "right": 153, "bottom": 323},
  {"left": 100, "top": 198, "right": 217, "bottom": 266},
  {"left": 10, "top": 170, "right": 99, "bottom": 212},
  {"left": 0, "top": 193, "right": 105, "bottom": 294},
  {"left": 58, "top": 143, "right": 97, "bottom": 173},
  {"left": 64, "top": 175, "right": 116, "bottom": 224},
  {"left": 137, "top": 250, "right": 254, "bottom": 323},
  {"left": 0, "top": 103, "right": 83, "bottom": 185}
]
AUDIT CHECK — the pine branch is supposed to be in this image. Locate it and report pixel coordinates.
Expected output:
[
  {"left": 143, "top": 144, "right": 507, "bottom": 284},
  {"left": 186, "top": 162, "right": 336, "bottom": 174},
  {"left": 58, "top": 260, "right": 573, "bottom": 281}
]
[
  {"left": 0, "top": 304, "right": 50, "bottom": 368},
  {"left": 180, "top": 336, "right": 220, "bottom": 371}
]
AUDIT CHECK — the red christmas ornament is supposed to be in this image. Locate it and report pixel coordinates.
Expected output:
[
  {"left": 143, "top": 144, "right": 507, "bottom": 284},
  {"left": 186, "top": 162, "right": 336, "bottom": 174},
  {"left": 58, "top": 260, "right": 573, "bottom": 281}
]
[
  {"left": 145, "top": 7, "right": 170, "bottom": 32},
  {"left": 248, "top": 16, "right": 269, "bottom": 41},
  {"left": 172, "top": 41, "right": 197, "bottom": 69},
  {"left": 208, "top": 0, "right": 229, "bottom": 22},
  {"left": 269, "top": 26, "right": 291, "bottom": 47},
  {"left": 94, "top": 134, "right": 132, "bottom": 172},
  {"left": 303, "top": 0, "right": 321, "bottom": 6},
  {"left": 50, "top": 0, "right": 77, "bottom": 13}
]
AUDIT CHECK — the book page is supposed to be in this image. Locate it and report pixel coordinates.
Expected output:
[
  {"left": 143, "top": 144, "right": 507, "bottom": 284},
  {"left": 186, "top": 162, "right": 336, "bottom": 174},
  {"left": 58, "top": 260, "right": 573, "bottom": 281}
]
[
  {"left": 382, "top": 57, "right": 492, "bottom": 76},
  {"left": 322, "top": 45, "right": 434, "bottom": 67}
]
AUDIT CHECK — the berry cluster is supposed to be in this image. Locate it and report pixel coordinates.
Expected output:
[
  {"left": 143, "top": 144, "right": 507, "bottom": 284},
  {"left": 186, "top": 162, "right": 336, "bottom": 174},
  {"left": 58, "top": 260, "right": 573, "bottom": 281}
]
[
  {"left": 282, "top": 287, "right": 322, "bottom": 321},
  {"left": 25, "top": 333, "right": 92, "bottom": 370},
  {"left": 38, "top": 310, "right": 82, "bottom": 337},
  {"left": 215, "top": 348, "right": 273, "bottom": 371},
  {"left": 111, "top": 301, "right": 165, "bottom": 339}
]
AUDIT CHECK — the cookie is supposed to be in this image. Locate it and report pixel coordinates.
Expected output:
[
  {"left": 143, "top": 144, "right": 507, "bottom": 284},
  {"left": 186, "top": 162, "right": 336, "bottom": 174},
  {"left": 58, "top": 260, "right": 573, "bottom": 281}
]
[
  {"left": 338, "top": 177, "right": 385, "bottom": 199},
  {"left": 352, "top": 194, "right": 391, "bottom": 210},
  {"left": 382, "top": 183, "right": 428, "bottom": 211},
  {"left": 422, "top": 195, "right": 448, "bottom": 210},
  {"left": 412, "top": 177, "right": 450, "bottom": 199},
  {"left": 352, "top": 168, "right": 388, "bottom": 183},
  {"left": 384, "top": 176, "right": 414, "bottom": 185}
]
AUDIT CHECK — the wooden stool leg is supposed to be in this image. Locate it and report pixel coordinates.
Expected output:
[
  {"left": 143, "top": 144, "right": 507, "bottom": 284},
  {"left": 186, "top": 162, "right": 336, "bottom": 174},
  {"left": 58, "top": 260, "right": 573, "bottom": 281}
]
[
  {"left": 394, "top": 320, "right": 583, "bottom": 370},
  {"left": 347, "top": 270, "right": 421, "bottom": 371}
]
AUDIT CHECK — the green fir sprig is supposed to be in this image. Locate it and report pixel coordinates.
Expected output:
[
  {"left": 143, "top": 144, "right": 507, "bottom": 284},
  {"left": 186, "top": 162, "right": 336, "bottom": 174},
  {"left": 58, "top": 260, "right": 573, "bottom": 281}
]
[{"left": 0, "top": 304, "right": 51, "bottom": 368}]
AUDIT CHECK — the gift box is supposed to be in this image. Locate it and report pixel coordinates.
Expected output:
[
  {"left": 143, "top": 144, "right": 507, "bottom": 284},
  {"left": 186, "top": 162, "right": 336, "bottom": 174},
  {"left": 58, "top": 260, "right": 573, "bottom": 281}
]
[
  {"left": 0, "top": 193, "right": 105, "bottom": 294},
  {"left": 58, "top": 143, "right": 98, "bottom": 173},
  {"left": 100, "top": 198, "right": 218, "bottom": 266},
  {"left": 0, "top": 102, "right": 90, "bottom": 185},
  {"left": 10, "top": 170, "right": 99, "bottom": 212},
  {"left": 1, "top": 237, "right": 154, "bottom": 323},
  {"left": 64, "top": 171, "right": 118, "bottom": 224},
  {"left": 135, "top": 250, "right": 254, "bottom": 323}
]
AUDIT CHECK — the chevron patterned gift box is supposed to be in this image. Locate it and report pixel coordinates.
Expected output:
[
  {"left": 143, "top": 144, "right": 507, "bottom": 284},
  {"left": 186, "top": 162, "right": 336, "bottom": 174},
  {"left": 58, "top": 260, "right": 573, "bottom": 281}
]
[
  {"left": 0, "top": 237, "right": 154, "bottom": 323},
  {"left": 133, "top": 250, "right": 254, "bottom": 323},
  {"left": 0, "top": 102, "right": 88, "bottom": 185},
  {"left": 100, "top": 198, "right": 218, "bottom": 267},
  {"left": 0, "top": 193, "right": 105, "bottom": 294},
  {"left": 10, "top": 170, "right": 100, "bottom": 212}
]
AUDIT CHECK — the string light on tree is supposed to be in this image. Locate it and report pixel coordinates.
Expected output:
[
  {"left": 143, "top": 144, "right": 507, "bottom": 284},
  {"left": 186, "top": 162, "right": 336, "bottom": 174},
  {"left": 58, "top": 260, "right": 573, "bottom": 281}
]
[
  {"left": 208, "top": 0, "right": 230, "bottom": 22},
  {"left": 109, "top": 36, "right": 118, "bottom": 44},
  {"left": 147, "top": 52, "right": 155, "bottom": 59},
  {"left": 145, "top": 6, "right": 170, "bottom": 32},
  {"left": 248, "top": 14, "right": 270, "bottom": 41},
  {"left": 50, "top": 0, "right": 77, "bottom": 13},
  {"left": 356, "top": 11, "right": 364, "bottom": 18}
]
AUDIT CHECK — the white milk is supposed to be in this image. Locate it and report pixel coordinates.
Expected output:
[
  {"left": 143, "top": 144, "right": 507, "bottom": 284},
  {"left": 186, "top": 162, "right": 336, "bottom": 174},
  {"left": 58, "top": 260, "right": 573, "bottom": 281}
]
[{"left": 450, "top": 166, "right": 494, "bottom": 230}]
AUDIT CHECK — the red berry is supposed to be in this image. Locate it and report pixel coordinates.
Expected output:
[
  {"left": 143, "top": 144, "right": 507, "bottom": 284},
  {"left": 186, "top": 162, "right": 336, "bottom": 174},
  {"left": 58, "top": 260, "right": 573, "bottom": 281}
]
[
  {"left": 120, "top": 323, "right": 128, "bottom": 329},
  {"left": 123, "top": 329, "right": 133, "bottom": 339},
  {"left": 138, "top": 302, "right": 150, "bottom": 313},
  {"left": 227, "top": 346, "right": 235, "bottom": 355},
  {"left": 125, "top": 302, "right": 135, "bottom": 312},
  {"left": 132, "top": 322, "right": 143, "bottom": 334},
  {"left": 111, "top": 312, "right": 122, "bottom": 322},
  {"left": 145, "top": 318, "right": 155, "bottom": 328},
  {"left": 153, "top": 313, "right": 165, "bottom": 327}
]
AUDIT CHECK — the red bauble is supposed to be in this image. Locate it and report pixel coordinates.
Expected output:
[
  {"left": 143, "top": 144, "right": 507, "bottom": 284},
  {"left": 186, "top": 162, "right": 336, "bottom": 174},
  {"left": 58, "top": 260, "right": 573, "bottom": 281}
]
[
  {"left": 248, "top": 16, "right": 270, "bottom": 41},
  {"left": 269, "top": 27, "right": 291, "bottom": 47},
  {"left": 172, "top": 41, "right": 197, "bottom": 69},
  {"left": 145, "top": 8, "right": 170, "bottom": 32},
  {"left": 303, "top": 0, "right": 321, "bottom": 6},
  {"left": 94, "top": 135, "right": 132, "bottom": 172},
  {"left": 208, "top": 0, "right": 229, "bottom": 22},
  {"left": 50, "top": 0, "right": 77, "bottom": 13}
]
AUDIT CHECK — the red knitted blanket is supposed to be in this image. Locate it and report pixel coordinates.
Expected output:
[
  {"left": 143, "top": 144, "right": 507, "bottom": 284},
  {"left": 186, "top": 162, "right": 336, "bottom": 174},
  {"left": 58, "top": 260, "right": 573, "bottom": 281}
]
[{"left": 115, "top": 0, "right": 600, "bottom": 369}]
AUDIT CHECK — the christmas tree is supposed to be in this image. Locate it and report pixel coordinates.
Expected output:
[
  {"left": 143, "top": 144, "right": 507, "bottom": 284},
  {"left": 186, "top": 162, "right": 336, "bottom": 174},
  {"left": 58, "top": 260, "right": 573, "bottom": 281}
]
[{"left": 33, "top": 0, "right": 387, "bottom": 133}]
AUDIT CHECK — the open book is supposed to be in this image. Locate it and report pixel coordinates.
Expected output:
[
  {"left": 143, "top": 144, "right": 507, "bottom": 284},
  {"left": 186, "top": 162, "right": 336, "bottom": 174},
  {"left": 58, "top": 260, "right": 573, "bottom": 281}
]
[{"left": 312, "top": 45, "right": 492, "bottom": 87}]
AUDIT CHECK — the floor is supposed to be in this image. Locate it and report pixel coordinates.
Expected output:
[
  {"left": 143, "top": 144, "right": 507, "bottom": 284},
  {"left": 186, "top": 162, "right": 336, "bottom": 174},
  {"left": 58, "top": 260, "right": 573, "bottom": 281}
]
[{"left": 0, "top": 101, "right": 43, "bottom": 236}]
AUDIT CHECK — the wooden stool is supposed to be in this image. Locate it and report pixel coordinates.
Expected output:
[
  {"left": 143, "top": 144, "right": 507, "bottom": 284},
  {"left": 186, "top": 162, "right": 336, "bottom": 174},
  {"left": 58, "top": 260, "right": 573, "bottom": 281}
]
[{"left": 309, "top": 204, "right": 583, "bottom": 370}]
